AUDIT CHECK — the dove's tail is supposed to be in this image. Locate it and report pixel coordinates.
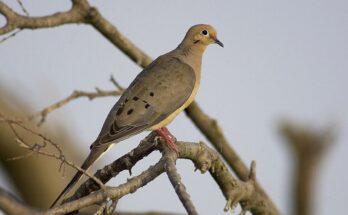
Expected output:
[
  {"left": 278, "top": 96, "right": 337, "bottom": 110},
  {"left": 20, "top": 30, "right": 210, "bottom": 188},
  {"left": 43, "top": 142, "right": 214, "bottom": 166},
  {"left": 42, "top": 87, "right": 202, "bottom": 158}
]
[{"left": 50, "top": 145, "right": 107, "bottom": 208}]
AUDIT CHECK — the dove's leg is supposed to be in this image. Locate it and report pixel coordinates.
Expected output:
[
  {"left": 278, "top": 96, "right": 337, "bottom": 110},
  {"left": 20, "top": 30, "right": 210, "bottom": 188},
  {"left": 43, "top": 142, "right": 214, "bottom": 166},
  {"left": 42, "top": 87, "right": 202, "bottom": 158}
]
[{"left": 155, "top": 127, "right": 178, "bottom": 152}]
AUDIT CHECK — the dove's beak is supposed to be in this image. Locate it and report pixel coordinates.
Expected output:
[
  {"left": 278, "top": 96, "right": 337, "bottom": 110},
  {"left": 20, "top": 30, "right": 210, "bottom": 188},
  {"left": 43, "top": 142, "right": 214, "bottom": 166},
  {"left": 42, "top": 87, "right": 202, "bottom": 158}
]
[{"left": 214, "top": 38, "right": 224, "bottom": 48}]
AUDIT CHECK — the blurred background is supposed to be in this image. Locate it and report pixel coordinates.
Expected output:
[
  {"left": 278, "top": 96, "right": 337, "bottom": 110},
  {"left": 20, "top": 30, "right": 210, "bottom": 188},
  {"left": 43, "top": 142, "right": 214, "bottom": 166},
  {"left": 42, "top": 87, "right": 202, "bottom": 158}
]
[{"left": 0, "top": 0, "right": 347, "bottom": 214}]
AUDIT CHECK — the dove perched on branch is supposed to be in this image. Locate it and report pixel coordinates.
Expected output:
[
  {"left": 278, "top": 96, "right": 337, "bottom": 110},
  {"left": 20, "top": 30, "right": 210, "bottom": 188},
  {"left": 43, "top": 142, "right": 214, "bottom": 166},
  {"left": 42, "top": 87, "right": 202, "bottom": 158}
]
[{"left": 51, "top": 24, "right": 223, "bottom": 207}]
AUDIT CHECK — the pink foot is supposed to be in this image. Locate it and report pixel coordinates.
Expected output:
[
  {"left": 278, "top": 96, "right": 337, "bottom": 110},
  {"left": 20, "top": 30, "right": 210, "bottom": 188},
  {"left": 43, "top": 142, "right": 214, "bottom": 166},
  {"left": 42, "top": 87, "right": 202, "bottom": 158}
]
[{"left": 155, "top": 127, "right": 178, "bottom": 152}]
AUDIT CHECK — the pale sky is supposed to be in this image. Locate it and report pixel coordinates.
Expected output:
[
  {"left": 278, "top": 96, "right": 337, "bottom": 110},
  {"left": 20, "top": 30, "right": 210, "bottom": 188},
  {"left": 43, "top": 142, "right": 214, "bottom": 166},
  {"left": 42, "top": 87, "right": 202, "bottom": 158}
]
[{"left": 0, "top": 1, "right": 347, "bottom": 214}]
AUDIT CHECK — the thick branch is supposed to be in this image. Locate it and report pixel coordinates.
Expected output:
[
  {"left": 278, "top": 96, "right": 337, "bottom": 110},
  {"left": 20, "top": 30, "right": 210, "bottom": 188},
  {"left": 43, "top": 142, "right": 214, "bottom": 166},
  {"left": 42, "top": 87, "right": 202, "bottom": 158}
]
[
  {"left": 59, "top": 138, "right": 267, "bottom": 214},
  {"left": 47, "top": 157, "right": 166, "bottom": 215},
  {"left": 63, "top": 132, "right": 158, "bottom": 203},
  {"left": 0, "top": 0, "right": 152, "bottom": 67},
  {"left": 115, "top": 212, "right": 183, "bottom": 215},
  {"left": 84, "top": 7, "right": 152, "bottom": 67},
  {"left": 0, "top": 0, "right": 87, "bottom": 35},
  {"left": 185, "top": 102, "right": 279, "bottom": 214}
]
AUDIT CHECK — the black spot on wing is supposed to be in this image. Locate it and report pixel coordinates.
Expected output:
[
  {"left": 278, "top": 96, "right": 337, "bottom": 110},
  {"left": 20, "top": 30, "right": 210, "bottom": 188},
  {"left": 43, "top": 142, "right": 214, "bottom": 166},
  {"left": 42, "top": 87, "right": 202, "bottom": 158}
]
[
  {"left": 127, "top": 109, "right": 134, "bottom": 115},
  {"left": 145, "top": 104, "right": 150, "bottom": 109},
  {"left": 116, "top": 105, "right": 124, "bottom": 116}
]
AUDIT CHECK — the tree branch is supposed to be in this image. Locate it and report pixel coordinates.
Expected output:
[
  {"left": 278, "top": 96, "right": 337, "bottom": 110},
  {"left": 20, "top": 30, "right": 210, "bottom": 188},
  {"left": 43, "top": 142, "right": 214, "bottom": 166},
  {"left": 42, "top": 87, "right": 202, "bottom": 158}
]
[
  {"left": 0, "top": 0, "right": 152, "bottom": 68},
  {"left": 63, "top": 132, "right": 158, "bottom": 204},
  {"left": 29, "top": 88, "right": 123, "bottom": 126},
  {"left": 185, "top": 102, "right": 279, "bottom": 214},
  {"left": 0, "top": 0, "right": 88, "bottom": 35},
  {"left": 56, "top": 137, "right": 268, "bottom": 214},
  {"left": 162, "top": 146, "right": 198, "bottom": 215}
]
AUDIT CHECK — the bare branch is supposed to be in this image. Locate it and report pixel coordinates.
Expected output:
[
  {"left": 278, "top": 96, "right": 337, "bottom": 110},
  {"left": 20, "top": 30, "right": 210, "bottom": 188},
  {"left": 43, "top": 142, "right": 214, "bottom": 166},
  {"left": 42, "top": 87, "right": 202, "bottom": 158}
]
[
  {"left": 0, "top": 116, "right": 272, "bottom": 214},
  {"left": 162, "top": 146, "right": 198, "bottom": 215},
  {"left": 0, "top": 0, "right": 152, "bottom": 67},
  {"left": 115, "top": 212, "right": 183, "bottom": 215},
  {"left": 63, "top": 132, "right": 158, "bottom": 203},
  {"left": 185, "top": 102, "right": 280, "bottom": 214},
  {"left": 0, "top": 29, "right": 22, "bottom": 43},
  {"left": 57, "top": 137, "right": 268, "bottom": 214},
  {"left": 110, "top": 75, "right": 125, "bottom": 91},
  {"left": 47, "top": 157, "right": 166, "bottom": 215},
  {"left": 0, "top": 0, "right": 88, "bottom": 35},
  {"left": 28, "top": 88, "right": 123, "bottom": 125},
  {"left": 15, "top": 0, "right": 29, "bottom": 16}
]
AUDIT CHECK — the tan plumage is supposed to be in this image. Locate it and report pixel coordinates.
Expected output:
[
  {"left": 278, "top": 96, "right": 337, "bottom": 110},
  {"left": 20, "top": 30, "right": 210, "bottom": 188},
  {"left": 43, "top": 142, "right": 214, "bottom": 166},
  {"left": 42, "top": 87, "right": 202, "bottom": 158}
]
[{"left": 51, "top": 24, "right": 223, "bottom": 207}]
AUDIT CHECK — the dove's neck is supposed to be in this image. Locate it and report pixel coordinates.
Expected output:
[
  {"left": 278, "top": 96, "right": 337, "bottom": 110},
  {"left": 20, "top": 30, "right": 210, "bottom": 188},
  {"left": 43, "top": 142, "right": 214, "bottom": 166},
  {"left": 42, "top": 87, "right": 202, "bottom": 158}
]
[{"left": 176, "top": 43, "right": 206, "bottom": 72}]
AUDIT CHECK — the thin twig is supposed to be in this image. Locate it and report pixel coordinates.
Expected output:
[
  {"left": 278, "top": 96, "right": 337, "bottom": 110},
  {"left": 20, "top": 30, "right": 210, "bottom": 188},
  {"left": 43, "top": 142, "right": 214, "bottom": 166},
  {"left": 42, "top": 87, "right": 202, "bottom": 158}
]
[
  {"left": 0, "top": 29, "right": 22, "bottom": 44},
  {"left": 106, "top": 200, "right": 118, "bottom": 215},
  {"left": 110, "top": 75, "right": 125, "bottom": 91},
  {"left": 0, "top": 115, "right": 106, "bottom": 194},
  {"left": 28, "top": 88, "right": 123, "bottom": 126},
  {"left": 16, "top": 0, "right": 29, "bottom": 16}
]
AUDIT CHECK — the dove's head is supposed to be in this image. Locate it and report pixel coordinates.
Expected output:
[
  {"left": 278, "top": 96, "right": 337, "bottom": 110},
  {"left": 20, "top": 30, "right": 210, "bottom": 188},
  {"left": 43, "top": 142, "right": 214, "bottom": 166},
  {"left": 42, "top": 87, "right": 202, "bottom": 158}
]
[{"left": 182, "top": 24, "right": 224, "bottom": 48}]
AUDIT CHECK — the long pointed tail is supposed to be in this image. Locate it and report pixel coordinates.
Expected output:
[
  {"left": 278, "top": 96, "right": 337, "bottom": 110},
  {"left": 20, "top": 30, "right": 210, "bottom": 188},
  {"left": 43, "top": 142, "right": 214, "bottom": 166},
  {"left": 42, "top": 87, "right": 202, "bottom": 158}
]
[{"left": 50, "top": 146, "right": 107, "bottom": 208}]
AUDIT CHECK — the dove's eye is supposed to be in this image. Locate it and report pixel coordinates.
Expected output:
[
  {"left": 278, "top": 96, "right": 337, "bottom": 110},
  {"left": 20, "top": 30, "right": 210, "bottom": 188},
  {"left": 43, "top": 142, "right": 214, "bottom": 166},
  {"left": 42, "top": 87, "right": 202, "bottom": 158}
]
[{"left": 201, "top": 30, "right": 208, "bottom": 36}]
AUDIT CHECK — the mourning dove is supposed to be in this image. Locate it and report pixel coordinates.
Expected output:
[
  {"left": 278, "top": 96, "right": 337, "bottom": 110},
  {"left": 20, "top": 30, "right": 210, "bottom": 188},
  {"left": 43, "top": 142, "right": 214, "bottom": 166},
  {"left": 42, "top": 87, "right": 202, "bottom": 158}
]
[{"left": 51, "top": 24, "right": 223, "bottom": 207}]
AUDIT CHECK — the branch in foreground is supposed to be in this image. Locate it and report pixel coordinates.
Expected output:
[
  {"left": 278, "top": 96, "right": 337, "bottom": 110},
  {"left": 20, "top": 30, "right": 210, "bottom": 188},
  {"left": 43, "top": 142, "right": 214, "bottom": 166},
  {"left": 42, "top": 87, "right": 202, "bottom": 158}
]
[
  {"left": 115, "top": 212, "right": 183, "bottom": 215},
  {"left": 163, "top": 146, "right": 198, "bottom": 215},
  {"left": 185, "top": 102, "right": 279, "bottom": 214},
  {"left": 0, "top": 125, "right": 268, "bottom": 215},
  {"left": 63, "top": 132, "right": 158, "bottom": 203},
  {"left": 63, "top": 136, "right": 198, "bottom": 215},
  {"left": 0, "top": 188, "right": 180, "bottom": 215},
  {"left": 58, "top": 136, "right": 267, "bottom": 215}
]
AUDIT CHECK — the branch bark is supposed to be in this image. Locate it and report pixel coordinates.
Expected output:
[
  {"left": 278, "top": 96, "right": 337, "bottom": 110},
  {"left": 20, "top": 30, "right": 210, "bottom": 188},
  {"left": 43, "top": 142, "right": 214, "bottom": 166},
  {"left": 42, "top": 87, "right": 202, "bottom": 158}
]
[
  {"left": 57, "top": 135, "right": 269, "bottom": 215},
  {"left": 163, "top": 146, "right": 198, "bottom": 215}
]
